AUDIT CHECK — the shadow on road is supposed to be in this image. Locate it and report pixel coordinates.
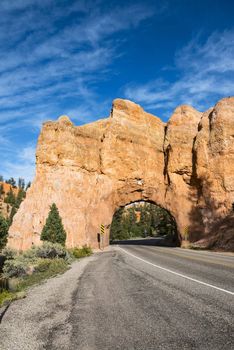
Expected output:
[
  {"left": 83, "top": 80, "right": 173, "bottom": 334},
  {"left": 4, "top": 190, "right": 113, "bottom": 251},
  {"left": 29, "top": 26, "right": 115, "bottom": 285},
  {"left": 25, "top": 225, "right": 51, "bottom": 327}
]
[{"left": 111, "top": 237, "right": 178, "bottom": 247}]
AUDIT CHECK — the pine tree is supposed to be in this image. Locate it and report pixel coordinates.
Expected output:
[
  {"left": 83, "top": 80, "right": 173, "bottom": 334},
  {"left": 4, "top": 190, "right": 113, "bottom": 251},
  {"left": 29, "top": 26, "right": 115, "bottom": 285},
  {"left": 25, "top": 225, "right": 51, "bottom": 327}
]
[
  {"left": 18, "top": 178, "right": 25, "bottom": 190},
  {"left": 9, "top": 206, "right": 17, "bottom": 225},
  {"left": 41, "top": 203, "right": 67, "bottom": 245},
  {"left": 110, "top": 207, "right": 125, "bottom": 240},
  {"left": 15, "top": 188, "right": 26, "bottom": 208},
  {"left": 0, "top": 214, "right": 8, "bottom": 250},
  {"left": 6, "top": 177, "right": 16, "bottom": 187},
  {"left": 0, "top": 184, "right": 4, "bottom": 198},
  {"left": 4, "top": 188, "right": 16, "bottom": 206},
  {"left": 25, "top": 182, "right": 31, "bottom": 191}
]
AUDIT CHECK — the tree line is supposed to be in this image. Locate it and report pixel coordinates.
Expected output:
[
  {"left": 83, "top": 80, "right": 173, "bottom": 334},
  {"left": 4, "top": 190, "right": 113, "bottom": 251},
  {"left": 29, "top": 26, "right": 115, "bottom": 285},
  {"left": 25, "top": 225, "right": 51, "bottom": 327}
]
[
  {"left": 110, "top": 202, "right": 177, "bottom": 241},
  {"left": 0, "top": 175, "right": 31, "bottom": 191},
  {"left": 0, "top": 176, "right": 31, "bottom": 249},
  {"left": 0, "top": 175, "right": 66, "bottom": 251}
]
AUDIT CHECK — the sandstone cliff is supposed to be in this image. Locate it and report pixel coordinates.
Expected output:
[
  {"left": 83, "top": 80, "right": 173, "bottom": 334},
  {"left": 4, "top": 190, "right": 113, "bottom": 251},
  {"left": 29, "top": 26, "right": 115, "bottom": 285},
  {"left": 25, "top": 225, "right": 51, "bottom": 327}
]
[
  {"left": 7, "top": 97, "right": 234, "bottom": 250},
  {"left": 0, "top": 182, "right": 19, "bottom": 219}
]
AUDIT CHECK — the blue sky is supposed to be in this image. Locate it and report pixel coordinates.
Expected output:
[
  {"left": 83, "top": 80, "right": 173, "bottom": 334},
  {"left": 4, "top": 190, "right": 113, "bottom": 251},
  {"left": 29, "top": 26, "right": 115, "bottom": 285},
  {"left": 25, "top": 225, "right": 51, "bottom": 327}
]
[{"left": 0, "top": 0, "right": 234, "bottom": 182}]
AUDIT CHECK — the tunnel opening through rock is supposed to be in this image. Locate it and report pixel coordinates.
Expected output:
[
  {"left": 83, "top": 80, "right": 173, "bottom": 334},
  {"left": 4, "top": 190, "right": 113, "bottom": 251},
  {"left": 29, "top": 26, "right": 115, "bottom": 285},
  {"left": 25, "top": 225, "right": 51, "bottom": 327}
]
[
  {"left": 110, "top": 201, "right": 179, "bottom": 246},
  {"left": 7, "top": 97, "right": 234, "bottom": 252}
]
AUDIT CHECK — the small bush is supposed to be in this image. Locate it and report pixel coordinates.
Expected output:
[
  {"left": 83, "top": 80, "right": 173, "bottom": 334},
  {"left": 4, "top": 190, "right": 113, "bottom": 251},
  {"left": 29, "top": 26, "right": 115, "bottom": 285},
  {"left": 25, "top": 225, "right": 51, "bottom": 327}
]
[
  {"left": 1, "top": 247, "right": 17, "bottom": 260},
  {"left": 34, "top": 259, "right": 52, "bottom": 272},
  {"left": 70, "top": 245, "right": 92, "bottom": 259},
  {"left": 19, "top": 258, "right": 68, "bottom": 289},
  {"left": 0, "top": 290, "right": 15, "bottom": 306},
  {"left": 82, "top": 245, "right": 92, "bottom": 255},
  {"left": 3, "top": 247, "right": 39, "bottom": 278},
  {"left": 46, "top": 258, "right": 68, "bottom": 274},
  {"left": 2, "top": 242, "right": 71, "bottom": 279},
  {"left": 35, "top": 241, "right": 68, "bottom": 259},
  {"left": 3, "top": 257, "right": 69, "bottom": 289},
  {"left": 22, "top": 247, "right": 38, "bottom": 262},
  {"left": 3, "top": 257, "right": 31, "bottom": 278}
]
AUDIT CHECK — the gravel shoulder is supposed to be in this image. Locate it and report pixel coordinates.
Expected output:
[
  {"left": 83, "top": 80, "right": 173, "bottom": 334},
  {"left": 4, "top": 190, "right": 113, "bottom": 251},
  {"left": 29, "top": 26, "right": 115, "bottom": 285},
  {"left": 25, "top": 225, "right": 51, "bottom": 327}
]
[{"left": 0, "top": 254, "right": 96, "bottom": 350}]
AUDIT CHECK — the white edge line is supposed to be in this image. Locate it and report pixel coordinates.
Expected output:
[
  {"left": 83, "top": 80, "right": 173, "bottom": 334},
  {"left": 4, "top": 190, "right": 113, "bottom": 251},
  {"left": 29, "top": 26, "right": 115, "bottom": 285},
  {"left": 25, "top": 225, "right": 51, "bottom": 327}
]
[{"left": 118, "top": 247, "right": 234, "bottom": 296}]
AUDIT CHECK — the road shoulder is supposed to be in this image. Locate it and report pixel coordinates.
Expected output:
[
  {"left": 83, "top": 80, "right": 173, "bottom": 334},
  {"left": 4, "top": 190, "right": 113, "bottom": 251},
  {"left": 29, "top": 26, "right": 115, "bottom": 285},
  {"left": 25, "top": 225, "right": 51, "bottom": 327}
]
[{"left": 0, "top": 254, "right": 96, "bottom": 350}]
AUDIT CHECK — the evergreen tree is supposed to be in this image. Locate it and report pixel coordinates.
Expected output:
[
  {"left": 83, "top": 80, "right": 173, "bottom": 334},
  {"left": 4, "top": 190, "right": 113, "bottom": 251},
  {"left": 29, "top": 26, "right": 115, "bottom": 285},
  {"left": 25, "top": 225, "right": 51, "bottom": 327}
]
[
  {"left": 110, "top": 207, "right": 125, "bottom": 240},
  {"left": 2, "top": 182, "right": 27, "bottom": 226},
  {"left": 0, "top": 175, "right": 3, "bottom": 182},
  {"left": 110, "top": 202, "right": 177, "bottom": 241},
  {"left": 139, "top": 204, "right": 150, "bottom": 236},
  {"left": 6, "top": 177, "right": 16, "bottom": 187},
  {"left": 18, "top": 178, "right": 25, "bottom": 190},
  {"left": 0, "top": 214, "right": 8, "bottom": 250},
  {"left": 41, "top": 203, "right": 67, "bottom": 245},
  {"left": 26, "top": 181, "right": 31, "bottom": 191},
  {"left": 126, "top": 208, "right": 139, "bottom": 237},
  {"left": 9, "top": 206, "right": 17, "bottom": 225},
  {"left": 0, "top": 184, "right": 4, "bottom": 198},
  {"left": 4, "top": 188, "right": 16, "bottom": 206},
  {"left": 15, "top": 188, "right": 26, "bottom": 208}
]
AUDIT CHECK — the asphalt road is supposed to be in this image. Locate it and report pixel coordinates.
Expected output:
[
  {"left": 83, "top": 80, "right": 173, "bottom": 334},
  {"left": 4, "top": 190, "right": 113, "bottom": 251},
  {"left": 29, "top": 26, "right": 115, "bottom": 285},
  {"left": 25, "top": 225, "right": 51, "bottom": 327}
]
[{"left": 0, "top": 241, "right": 234, "bottom": 350}]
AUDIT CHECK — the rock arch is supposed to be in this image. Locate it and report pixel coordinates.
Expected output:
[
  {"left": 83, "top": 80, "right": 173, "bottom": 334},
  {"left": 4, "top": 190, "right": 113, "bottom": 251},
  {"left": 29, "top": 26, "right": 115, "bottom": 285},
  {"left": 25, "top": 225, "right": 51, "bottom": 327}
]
[{"left": 8, "top": 97, "right": 234, "bottom": 250}]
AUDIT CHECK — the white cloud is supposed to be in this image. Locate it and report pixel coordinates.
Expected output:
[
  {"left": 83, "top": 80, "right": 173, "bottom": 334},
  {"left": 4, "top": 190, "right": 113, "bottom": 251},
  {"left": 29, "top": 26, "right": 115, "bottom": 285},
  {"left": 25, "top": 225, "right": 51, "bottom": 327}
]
[
  {"left": 0, "top": 1, "right": 153, "bottom": 121},
  {"left": 0, "top": 145, "right": 36, "bottom": 183},
  {"left": 0, "top": 0, "right": 155, "bottom": 181},
  {"left": 124, "top": 30, "right": 234, "bottom": 116},
  {"left": 20, "top": 145, "right": 36, "bottom": 163}
]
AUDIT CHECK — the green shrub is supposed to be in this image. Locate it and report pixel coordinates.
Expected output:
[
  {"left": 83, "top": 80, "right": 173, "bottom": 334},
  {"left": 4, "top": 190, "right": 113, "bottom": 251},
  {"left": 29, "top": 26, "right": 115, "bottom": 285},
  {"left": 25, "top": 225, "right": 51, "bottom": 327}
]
[
  {"left": 34, "top": 259, "right": 52, "bottom": 272},
  {"left": 0, "top": 290, "right": 15, "bottom": 306},
  {"left": 70, "top": 245, "right": 92, "bottom": 259},
  {"left": 82, "top": 245, "right": 92, "bottom": 255},
  {"left": 2, "top": 242, "right": 71, "bottom": 278},
  {"left": 46, "top": 258, "right": 68, "bottom": 273},
  {"left": 1, "top": 247, "right": 17, "bottom": 260},
  {"left": 3, "top": 256, "right": 69, "bottom": 283},
  {"left": 0, "top": 214, "right": 9, "bottom": 250},
  {"left": 22, "top": 247, "right": 38, "bottom": 262},
  {"left": 3, "top": 256, "right": 31, "bottom": 278},
  {"left": 35, "top": 241, "right": 68, "bottom": 259},
  {"left": 2, "top": 247, "right": 38, "bottom": 278},
  {"left": 18, "top": 258, "right": 69, "bottom": 291}
]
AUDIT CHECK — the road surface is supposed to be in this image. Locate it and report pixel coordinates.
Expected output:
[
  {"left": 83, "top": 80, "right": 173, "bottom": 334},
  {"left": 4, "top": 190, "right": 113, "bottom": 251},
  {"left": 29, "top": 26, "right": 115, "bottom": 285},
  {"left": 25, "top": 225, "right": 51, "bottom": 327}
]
[{"left": 0, "top": 240, "right": 233, "bottom": 349}]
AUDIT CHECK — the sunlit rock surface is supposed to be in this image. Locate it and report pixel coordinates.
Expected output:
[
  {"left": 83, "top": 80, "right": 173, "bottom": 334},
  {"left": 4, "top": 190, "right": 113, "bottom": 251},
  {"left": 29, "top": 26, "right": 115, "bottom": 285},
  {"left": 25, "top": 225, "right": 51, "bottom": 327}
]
[{"left": 8, "top": 97, "right": 234, "bottom": 250}]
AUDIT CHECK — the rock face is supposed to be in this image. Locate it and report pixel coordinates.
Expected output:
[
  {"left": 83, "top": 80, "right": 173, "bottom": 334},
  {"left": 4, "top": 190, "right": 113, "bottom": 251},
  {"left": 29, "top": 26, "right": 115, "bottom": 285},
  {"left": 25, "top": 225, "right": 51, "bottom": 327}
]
[
  {"left": 8, "top": 97, "right": 234, "bottom": 250},
  {"left": 0, "top": 182, "right": 19, "bottom": 219}
]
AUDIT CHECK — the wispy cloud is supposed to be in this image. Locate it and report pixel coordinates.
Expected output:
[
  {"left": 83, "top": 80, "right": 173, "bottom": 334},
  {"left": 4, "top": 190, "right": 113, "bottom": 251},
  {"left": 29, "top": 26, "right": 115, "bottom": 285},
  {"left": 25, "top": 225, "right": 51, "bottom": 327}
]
[
  {"left": 2, "top": 146, "right": 36, "bottom": 183},
  {"left": 0, "top": 0, "right": 155, "bottom": 180},
  {"left": 0, "top": 1, "right": 153, "bottom": 123},
  {"left": 124, "top": 29, "right": 234, "bottom": 117}
]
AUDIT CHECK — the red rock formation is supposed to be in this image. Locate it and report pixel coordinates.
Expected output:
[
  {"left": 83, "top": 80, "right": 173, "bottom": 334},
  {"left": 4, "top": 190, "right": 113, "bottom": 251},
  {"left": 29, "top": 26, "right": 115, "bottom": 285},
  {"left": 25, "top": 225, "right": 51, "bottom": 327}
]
[
  {"left": 7, "top": 97, "right": 234, "bottom": 250},
  {"left": 0, "top": 182, "right": 19, "bottom": 219}
]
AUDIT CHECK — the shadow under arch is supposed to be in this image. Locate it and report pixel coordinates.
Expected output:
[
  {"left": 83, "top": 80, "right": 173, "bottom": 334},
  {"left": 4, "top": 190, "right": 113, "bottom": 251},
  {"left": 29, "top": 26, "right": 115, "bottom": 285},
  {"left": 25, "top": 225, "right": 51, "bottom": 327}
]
[{"left": 108, "top": 199, "right": 181, "bottom": 247}]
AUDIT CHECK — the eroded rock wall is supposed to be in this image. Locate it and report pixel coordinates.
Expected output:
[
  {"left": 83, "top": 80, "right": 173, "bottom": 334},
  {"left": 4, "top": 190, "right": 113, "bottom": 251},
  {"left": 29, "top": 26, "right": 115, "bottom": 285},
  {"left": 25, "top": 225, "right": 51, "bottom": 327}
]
[
  {"left": 8, "top": 97, "right": 234, "bottom": 250},
  {"left": 163, "top": 105, "right": 202, "bottom": 236},
  {"left": 194, "top": 97, "right": 234, "bottom": 237}
]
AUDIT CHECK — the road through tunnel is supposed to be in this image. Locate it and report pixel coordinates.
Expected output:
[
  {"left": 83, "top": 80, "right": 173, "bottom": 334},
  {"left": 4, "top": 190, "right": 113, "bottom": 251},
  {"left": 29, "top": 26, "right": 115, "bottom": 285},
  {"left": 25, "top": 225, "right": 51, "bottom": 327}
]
[{"left": 109, "top": 201, "right": 180, "bottom": 247}]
